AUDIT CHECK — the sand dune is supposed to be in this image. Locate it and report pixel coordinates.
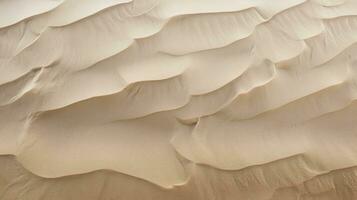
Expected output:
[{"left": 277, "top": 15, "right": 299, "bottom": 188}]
[{"left": 1, "top": 0, "right": 357, "bottom": 199}]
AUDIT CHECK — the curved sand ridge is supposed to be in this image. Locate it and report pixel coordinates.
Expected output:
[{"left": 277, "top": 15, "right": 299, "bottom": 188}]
[{"left": 1, "top": 0, "right": 357, "bottom": 199}]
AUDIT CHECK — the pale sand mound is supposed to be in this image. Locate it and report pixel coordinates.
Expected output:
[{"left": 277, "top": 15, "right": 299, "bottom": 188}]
[{"left": 1, "top": 0, "right": 357, "bottom": 199}]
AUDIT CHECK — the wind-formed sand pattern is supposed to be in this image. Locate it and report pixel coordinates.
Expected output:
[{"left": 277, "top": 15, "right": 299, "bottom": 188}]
[{"left": 1, "top": 0, "right": 357, "bottom": 199}]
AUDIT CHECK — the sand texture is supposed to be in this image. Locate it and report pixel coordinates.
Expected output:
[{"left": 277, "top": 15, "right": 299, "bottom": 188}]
[{"left": 1, "top": 0, "right": 357, "bottom": 199}]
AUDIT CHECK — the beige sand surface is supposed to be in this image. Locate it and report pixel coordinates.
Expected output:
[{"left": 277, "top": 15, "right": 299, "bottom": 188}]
[{"left": 1, "top": 0, "right": 357, "bottom": 199}]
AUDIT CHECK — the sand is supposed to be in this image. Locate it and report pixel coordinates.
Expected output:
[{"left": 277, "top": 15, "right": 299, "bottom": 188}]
[{"left": 1, "top": 0, "right": 357, "bottom": 199}]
